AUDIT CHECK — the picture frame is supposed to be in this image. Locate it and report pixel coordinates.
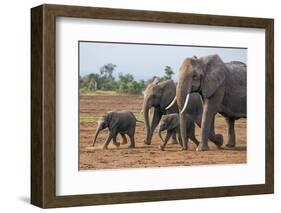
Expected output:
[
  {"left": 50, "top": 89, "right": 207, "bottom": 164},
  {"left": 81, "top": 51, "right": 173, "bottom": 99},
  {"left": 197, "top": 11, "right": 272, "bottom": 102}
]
[{"left": 31, "top": 4, "right": 274, "bottom": 208}]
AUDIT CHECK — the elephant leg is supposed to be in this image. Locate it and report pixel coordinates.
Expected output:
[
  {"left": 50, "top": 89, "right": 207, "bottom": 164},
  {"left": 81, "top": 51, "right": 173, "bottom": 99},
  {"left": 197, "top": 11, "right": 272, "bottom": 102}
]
[
  {"left": 171, "top": 132, "right": 178, "bottom": 144},
  {"left": 195, "top": 113, "right": 202, "bottom": 128},
  {"left": 197, "top": 100, "right": 217, "bottom": 151},
  {"left": 226, "top": 118, "right": 236, "bottom": 147},
  {"left": 177, "top": 129, "right": 183, "bottom": 148},
  {"left": 146, "top": 108, "right": 162, "bottom": 145},
  {"left": 127, "top": 126, "right": 136, "bottom": 148},
  {"left": 128, "top": 134, "right": 135, "bottom": 148},
  {"left": 112, "top": 135, "right": 120, "bottom": 147},
  {"left": 102, "top": 132, "right": 114, "bottom": 149},
  {"left": 208, "top": 116, "right": 223, "bottom": 148},
  {"left": 189, "top": 124, "right": 200, "bottom": 147},
  {"left": 159, "top": 130, "right": 172, "bottom": 151},
  {"left": 120, "top": 133, "right": 128, "bottom": 144}
]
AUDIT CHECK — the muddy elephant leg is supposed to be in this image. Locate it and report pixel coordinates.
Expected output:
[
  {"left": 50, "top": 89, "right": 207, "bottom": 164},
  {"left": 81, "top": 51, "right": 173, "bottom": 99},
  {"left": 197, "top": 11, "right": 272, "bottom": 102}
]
[
  {"left": 120, "top": 133, "right": 128, "bottom": 144},
  {"left": 171, "top": 132, "right": 178, "bottom": 144},
  {"left": 226, "top": 117, "right": 236, "bottom": 147},
  {"left": 112, "top": 135, "right": 120, "bottom": 147},
  {"left": 102, "top": 132, "right": 114, "bottom": 149},
  {"left": 197, "top": 100, "right": 217, "bottom": 151},
  {"left": 208, "top": 116, "right": 223, "bottom": 148},
  {"left": 159, "top": 130, "right": 172, "bottom": 151},
  {"left": 146, "top": 108, "right": 162, "bottom": 145}
]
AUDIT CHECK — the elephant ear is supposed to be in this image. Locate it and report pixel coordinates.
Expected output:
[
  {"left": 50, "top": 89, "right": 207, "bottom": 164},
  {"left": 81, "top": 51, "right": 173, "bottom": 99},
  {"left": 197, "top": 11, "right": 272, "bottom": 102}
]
[
  {"left": 201, "top": 55, "right": 226, "bottom": 98},
  {"left": 107, "top": 112, "right": 119, "bottom": 130},
  {"left": 159, "top": 80, "right": 176, "bottom": 109}
]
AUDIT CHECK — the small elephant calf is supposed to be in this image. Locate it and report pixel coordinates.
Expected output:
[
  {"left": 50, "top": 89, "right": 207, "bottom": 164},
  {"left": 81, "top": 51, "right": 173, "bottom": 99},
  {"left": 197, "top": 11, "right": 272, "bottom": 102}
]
[
  {"left": 158, "top": 113, "right": 199, "bottom": 151},
  {"left": 92, "top": 111, "right": 137, "bottom": 149}
]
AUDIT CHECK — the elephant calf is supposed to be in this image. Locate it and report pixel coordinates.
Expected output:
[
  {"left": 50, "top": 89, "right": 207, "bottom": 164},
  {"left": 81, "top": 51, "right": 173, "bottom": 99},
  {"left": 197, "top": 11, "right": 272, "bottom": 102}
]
[
  {"left": 158, "top": 113, "right": 199, "bottom": 151},
  {"left": 92, "top": 111, "right": 137, "bottom": 149}
]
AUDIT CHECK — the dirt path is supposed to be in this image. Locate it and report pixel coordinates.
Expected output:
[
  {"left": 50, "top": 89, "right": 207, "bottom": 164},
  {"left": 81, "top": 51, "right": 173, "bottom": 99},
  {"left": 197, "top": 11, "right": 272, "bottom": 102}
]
[{"left": 79, "top": 94, "right": 246, "bottom": 170}]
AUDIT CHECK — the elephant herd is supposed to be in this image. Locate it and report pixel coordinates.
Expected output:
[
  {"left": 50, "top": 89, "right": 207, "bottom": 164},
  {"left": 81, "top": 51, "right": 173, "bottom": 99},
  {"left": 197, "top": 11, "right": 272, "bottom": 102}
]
[{"left": 92, "top": 54, "right": 247, "bottom": 152}]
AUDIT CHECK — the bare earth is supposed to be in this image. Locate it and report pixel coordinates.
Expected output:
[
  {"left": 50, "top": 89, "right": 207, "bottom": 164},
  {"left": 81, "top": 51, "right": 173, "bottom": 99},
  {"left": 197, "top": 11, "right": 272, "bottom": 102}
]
[{"left": 79, "top": 94, "right": 246, "bottom": 170}]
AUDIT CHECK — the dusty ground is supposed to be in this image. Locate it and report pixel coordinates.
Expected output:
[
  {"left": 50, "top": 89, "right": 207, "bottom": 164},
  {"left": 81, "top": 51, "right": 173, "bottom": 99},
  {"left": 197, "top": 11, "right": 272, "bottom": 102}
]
[{"left": 79, "top": 93, "right": 246, "bottom": 170}]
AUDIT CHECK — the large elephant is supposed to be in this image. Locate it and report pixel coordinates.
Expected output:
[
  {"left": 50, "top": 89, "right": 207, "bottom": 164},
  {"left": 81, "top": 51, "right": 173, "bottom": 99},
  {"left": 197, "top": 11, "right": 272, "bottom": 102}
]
[
  {"left": 142, "top": 79, "right": 178, "bottom": 145},
  {"left": 176, "top": 55, "right": 246, "bottom": 151},
  {"left": 143, "top": 78, "right": 222, "bottom": 147}
]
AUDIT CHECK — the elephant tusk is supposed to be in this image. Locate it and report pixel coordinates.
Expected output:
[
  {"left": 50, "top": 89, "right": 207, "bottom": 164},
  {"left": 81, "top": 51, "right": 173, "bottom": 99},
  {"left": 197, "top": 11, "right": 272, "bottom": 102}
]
[
  {"left": 180, "top": 93, "right": 190, "bottom": 114},
  {"left": 165, "top": 96, "right": 177, "bottom": 110}
]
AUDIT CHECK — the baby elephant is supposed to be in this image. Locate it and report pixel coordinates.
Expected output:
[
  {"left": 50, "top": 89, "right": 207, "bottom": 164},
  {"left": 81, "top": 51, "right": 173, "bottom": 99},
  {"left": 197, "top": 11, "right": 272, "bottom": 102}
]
[
  {"left": 92, "top": 111, "right": 137, "bottom": 149},
  {"left": 158, "top": 113, "right": 199, "bottom": 151}
]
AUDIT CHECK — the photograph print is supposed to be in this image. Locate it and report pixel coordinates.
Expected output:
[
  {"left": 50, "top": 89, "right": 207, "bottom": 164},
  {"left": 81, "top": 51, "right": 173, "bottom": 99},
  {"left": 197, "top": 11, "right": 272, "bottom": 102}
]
[{"left": 79, "top": 41, "right": 247, "bottom": 170}]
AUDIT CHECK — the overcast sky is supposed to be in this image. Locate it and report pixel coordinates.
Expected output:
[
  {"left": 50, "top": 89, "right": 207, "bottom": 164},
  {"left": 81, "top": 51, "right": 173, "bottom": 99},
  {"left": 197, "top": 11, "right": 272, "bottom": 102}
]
[{"left": 79, "top": 41, "right": 247, "bottom": 81}]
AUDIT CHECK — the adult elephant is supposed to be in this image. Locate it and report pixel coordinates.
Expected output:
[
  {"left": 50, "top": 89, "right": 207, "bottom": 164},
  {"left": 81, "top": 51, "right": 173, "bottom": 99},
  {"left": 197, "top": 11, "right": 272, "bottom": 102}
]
[
  {"left": 142, "top": 79, "right": 178, "bottom": 145},
  {"left": 143, "top": 78, "right": 222, "bottom": 147},
  {"left": 176, "top": 55, "right": 246, "bottom": 151}
]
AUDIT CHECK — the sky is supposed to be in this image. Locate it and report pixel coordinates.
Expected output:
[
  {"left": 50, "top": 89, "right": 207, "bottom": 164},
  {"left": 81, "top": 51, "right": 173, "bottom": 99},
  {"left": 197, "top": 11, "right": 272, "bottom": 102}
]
[{"left": 79, "top": 41, "right": 247, "bottom": 81}]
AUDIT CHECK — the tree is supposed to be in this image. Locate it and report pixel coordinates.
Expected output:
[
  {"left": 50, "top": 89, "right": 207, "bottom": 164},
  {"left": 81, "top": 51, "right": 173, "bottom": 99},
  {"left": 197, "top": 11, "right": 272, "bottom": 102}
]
[
  {"left": 99, "top": 63, "right": 117, "bottom": 90},
  {"left": 100, "top": 63, "right": 116, "bottom": 79},
  {"left": 163, "top": 66, "right": 174, "bottom": 80},
  {"left": 79, "top": 73, "right": 99, "bottom": 93},
  {"left": 118, "top": 72, "right": 134, "bottom": 83},
  {"left": 87, "top": 78, "right": 97, "bottom": 92}
]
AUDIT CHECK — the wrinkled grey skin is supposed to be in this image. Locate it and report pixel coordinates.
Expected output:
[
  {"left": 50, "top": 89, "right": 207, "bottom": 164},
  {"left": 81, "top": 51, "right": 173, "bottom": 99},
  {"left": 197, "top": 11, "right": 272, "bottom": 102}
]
[
  {"left": 142, "top": 79, "right": 178, "bottom": 145},
  {"left": 92, "top": 111, "right": 136, "bottom": 149},
  {"left": 143, "top": 78, "right": 222, "bottom": 148},
  {"left": 176, "top": 55, "right": 246, "bottom": 151},
  {"left": 158, "top": 113, "right": 199, "bottom": 151}
]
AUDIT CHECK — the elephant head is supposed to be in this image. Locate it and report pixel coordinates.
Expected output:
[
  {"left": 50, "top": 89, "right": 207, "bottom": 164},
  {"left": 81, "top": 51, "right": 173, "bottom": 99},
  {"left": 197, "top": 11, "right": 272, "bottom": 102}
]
[
  {"left": 176, "top": 55, "right": 226, "bottom": 148},
  {"left": 92, "top": 113, "right": 111, "bottom": 147},
  {"left": 142, "top": 78, "right": 177, "bottom": 145}
]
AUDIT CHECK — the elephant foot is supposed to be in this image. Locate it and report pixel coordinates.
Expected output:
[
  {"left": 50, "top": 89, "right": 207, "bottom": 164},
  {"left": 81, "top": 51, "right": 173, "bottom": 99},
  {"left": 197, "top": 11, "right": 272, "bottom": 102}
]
[
  {"left": 225, "top": 143, "right": 235, "bottom": 148},
  {"left": 159, "top": 145, "right": 165, "bottom": 151},
  {"left": 128, "top": 144, "right": 135, "bottom": 148},
  {"left": 143, "top": 139, "right": 151, "bottom": 145},
  {"left": 181, "top": 146, "right": 188, "bottom": 151},
  {"left": 113, "top": 142, "right": 120, "bottom": 147},
  {"left": 196, "top": 144, "right": 209, "bottom": 152},
  {"left": 213, "top": 134, "right": 223, "bottom": 149},
  {"left": 192, "top": 140, "right": 200, "bottom": 147},
  {"left": 102, "top": 146, "right": 108, "bottom": 150}
]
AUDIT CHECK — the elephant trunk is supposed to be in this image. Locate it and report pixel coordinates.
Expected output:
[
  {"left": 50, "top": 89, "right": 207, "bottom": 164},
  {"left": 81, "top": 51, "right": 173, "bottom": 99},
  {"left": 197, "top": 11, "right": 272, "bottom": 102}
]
[
  {"left": 179, "top": 113, "right": 187, "bottom": 149},
  {"left": 143, "top": 103, "right": 151, "bottom": 145},
  {"left": 176, "top": 76, "right": 192, "bottom": 150},
  {"left": 92, "top": 126, "right": 101, "bottom": 147}
]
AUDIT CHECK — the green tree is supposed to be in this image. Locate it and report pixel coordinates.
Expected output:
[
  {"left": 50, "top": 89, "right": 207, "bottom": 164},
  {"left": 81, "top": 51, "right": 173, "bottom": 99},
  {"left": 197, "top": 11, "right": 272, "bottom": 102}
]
[
  {"left": 127, "top": 81, "right": 143, "bottom": 94},
  {"left": 163, "top": 66, "right": 174, "bottom": 80},
  {"left": 118, "top": 72, "right": 134, "bottom": 83},
  {"left": 99, "top": 63, "right": 117, "bottom": 90},
  {"left": 100, "top": 63, "right": 116, "bottom": 79}
]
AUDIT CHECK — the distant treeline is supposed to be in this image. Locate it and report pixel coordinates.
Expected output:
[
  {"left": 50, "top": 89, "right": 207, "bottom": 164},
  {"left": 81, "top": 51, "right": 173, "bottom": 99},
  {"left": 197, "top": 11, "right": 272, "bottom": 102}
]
[{"left": 80, "top": 63, "right": 174, "bottom": 95}]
